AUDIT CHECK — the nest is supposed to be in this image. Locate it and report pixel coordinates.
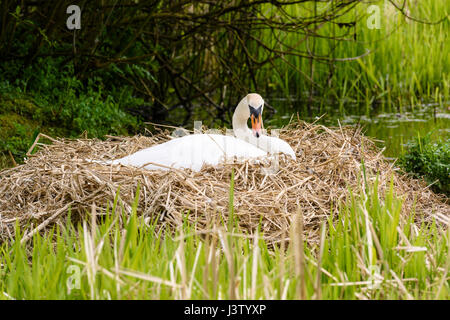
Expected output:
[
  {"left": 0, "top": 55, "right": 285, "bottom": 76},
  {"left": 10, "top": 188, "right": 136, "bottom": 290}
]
[{"left": 0, "top": 121, "right": 448, "bottom": 244}]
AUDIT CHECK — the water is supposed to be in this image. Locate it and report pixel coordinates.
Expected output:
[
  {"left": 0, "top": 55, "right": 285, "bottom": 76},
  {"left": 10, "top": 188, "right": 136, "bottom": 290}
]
[{"left": 266, "top": 99, "right": 450, "bottom": 159}]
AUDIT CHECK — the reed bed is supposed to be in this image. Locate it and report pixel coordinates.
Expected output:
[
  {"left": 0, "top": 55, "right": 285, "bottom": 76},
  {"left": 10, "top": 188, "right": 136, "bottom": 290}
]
[
  {"left": 0, "top": 120, "right": 448, "bottom": 245},
  {"left": 260, "top": 0, "right": 450, "bottom": 110}
]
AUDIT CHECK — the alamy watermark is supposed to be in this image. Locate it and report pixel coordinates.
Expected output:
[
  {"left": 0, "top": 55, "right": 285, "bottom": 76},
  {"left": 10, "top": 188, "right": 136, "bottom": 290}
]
[
  {"left": 66, "top": 265, "right": 81, "bottom": 293},
  {"left": 66, "top": 5, "right": 81, "bottom": 30},
  {"left": 367, "top": 5, "right": 381, "bottom": 30},
  {"left": 65, "top": 3, "right": 394, "bottom": 32}
]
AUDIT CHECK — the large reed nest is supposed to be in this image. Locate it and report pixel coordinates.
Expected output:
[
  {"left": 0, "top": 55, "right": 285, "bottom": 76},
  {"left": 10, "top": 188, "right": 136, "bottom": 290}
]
[{"left": 0, "top": 121, "right": 448, "bottom": 244}]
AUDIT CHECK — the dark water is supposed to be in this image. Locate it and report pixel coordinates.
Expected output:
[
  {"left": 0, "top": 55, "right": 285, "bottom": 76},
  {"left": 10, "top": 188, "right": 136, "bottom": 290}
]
[{"left": 266, "top": 99, "right": 450, "bottom": 159}]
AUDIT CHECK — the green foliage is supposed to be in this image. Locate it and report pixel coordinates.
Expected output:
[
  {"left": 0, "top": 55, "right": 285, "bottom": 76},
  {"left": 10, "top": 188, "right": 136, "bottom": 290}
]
[
  {"left": 0, "top": 0, "right": 448, "bottom": 169},
  {"left": 3, "top": 56, "right": 140, "bottom": 134},
  {"left": 0, "top": 56, "right": 143, "bottom": 165},
  {"left": 399, "top": 134, "right": 450, "bottom": 195},
  {"left": 2, "top": 0, "right": 448, "bottom": 124},
  {"left": 0, "top": 178, "right": 448, "bottom": 300},
  {"left": 259, "top": 0, "right": 450, "bottom": 113}
]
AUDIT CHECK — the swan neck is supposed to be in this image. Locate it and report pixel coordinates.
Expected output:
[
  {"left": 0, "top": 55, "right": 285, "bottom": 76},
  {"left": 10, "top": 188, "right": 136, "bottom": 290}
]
[
  {"left": 232, "top": 114, "right": 247, "bottom": 132},
  {"left": 232, "top": 97, "right": 251, "bottom": 136}
]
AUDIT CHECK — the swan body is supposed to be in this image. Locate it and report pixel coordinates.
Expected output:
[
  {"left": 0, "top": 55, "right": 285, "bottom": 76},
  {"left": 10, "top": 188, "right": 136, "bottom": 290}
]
[
  {"left": 92, "top": 93, "right": 296, "bottom": 172},
  {"left": 101, "top": 134, "right": 267, "bottom": 171}
]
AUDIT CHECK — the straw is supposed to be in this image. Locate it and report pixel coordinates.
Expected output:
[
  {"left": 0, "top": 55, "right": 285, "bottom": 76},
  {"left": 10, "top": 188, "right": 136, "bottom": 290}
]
[{"left": 0, "top": 120, "right": 448, "bottom": 244}]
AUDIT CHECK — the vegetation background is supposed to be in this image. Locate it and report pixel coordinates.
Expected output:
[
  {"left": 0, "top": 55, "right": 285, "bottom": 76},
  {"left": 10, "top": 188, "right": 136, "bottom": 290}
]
[{"left": 0, "top": 0, "right": 448, "bottom": 300}]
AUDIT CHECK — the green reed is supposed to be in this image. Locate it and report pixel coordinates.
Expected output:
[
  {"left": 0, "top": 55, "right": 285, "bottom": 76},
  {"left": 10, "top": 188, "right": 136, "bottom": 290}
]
[
  {"left": 257, "top": 0, "right": 449, "bottom": 112},
  {"left": 1, "top": 172, "right": 448, "bottom": 300}
]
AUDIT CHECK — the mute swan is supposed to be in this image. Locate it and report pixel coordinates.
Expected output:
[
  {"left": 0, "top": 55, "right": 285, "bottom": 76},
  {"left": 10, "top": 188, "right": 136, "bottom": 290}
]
[{"left": 93, "top": 93, "right": 296, "bottom": 172}]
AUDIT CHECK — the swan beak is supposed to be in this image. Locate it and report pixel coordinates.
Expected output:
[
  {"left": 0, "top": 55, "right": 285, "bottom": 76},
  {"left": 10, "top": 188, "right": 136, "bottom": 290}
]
[{"left": 251, "top": 113, "right": 262, "bottom": 138}]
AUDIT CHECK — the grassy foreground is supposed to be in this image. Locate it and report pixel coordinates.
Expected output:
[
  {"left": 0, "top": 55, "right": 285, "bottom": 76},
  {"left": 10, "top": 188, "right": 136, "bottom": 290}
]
[{"left": 0, "top": 174, "right": 448, "bottom": 300}]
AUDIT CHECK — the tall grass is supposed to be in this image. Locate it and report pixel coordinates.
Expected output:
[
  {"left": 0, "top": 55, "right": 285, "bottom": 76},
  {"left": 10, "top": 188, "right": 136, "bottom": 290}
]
[
  {"left": 259, "top": 0, "right": 450, "bottom": 112},
  {"left": 0, "top": 174, "right": 448, "bottom": 300}
]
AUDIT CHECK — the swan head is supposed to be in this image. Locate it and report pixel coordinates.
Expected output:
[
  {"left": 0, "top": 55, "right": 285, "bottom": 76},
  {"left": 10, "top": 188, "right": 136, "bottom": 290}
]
[
  {"left": 247, "top": 93, "right": 264, "bottom": 138},
  {"left": 233, "top": 93, "right": 264, "bottom": 138}
]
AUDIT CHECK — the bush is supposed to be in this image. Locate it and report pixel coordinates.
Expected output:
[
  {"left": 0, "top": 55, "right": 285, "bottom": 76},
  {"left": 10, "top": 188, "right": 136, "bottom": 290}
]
[
  {"left": 399, "top": 134, "right": 450, "bottom": 196},
  {"left": 0, "top": 56, "right": 142, "bottom": 166}
]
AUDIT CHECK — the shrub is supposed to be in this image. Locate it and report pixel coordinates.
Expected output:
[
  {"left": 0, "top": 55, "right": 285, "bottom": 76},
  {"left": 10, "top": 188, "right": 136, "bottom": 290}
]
[
  {"left": 399, "top": 133, "right": 449, "bottom": 196},
  {"left": 0, "top": 56, "right": 142, "bottom": 166}
]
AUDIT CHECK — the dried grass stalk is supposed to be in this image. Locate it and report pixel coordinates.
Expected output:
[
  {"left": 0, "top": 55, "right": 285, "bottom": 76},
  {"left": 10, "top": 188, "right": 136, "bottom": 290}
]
[{"left": 0, "top": 121, "right": 448, "bottom": 244}]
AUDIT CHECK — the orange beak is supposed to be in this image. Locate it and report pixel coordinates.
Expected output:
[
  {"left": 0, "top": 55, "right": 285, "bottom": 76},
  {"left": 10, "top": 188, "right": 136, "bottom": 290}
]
[{"left": 251, "top": 113, "right": 262, "bottom": 138}]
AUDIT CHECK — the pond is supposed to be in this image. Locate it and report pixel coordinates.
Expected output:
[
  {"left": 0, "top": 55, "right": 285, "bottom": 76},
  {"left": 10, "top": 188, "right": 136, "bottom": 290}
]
[{"left": 266, "top": 99, "right": 450, "bottom": 159}]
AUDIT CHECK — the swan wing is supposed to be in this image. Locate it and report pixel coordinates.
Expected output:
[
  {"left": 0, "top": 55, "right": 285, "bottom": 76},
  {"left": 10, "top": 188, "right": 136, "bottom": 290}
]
[
  {"left": 266, "top": 136, "right": 296, "bottom": 160},
  {"left": 108, "top": 134, "right": 266, "bottom": 171},
  {"left": 235, "top": 134, "right": 296, "bottom": 160}
]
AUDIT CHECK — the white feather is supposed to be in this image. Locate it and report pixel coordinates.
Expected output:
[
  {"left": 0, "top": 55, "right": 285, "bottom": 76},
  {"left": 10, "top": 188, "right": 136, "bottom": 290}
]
[
  {"left": 103, "top": 134, "right": 267, "bottom": 171},
  {"left": 88, "top": 93, "right": 296, "bottom": 172}
]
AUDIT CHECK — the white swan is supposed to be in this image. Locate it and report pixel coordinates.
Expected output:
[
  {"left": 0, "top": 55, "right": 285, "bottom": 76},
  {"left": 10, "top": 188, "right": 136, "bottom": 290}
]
[{"left": 93, "top": 93, "right": 296, "bottom": 172}]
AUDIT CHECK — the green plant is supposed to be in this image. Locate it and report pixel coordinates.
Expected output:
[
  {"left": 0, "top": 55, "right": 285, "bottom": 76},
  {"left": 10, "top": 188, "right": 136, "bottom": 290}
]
[
  {"left": 399, "top": 133, "right": 449, "bottom": 195},
  {"left": 0, "top": 56, "right": 143, "bottom": 166},
  {"left": 1, "top": 174, "right": 448, "bottom": 300}
]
